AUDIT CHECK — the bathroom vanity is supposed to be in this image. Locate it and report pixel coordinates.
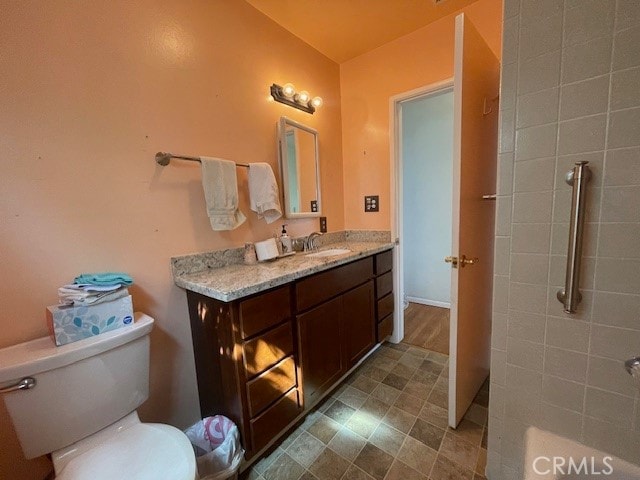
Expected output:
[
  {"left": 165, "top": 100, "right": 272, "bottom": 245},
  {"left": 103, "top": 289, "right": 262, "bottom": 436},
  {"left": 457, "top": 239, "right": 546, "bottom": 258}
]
[{"left": 172, "top": 233, "right": 394, "bottom": 460}]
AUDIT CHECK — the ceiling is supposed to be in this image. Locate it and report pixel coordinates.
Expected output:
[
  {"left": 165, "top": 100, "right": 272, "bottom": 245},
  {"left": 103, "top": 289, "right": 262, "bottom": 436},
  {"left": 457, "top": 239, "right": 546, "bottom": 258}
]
[{"left": 245, "top": 0, "right": 481, "bottom": 63}]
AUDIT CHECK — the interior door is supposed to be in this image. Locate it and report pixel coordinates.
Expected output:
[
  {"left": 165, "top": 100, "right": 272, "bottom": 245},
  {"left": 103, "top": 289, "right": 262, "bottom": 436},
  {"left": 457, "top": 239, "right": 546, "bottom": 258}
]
[{"left": 448, "top": 13, "right": 499, "bottom": 427}]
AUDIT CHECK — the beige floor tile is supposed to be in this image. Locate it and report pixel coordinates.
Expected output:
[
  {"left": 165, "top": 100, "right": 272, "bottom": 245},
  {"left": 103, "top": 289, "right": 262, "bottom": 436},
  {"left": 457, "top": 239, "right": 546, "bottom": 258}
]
[
  {"left": 338, "top": 385, "right": 369, "bottom": 409},
  {"left": 449, "top": 418, "right": 483, "bottom": 446},
  {"left": 354, "top": 443, "right": 395, "bottom": 480},
  {"left": 362, "top": 365, "right": 390, "bottom": 382},
  {"left": 382, "top": 406, "right": 417, "bottom": 434},
  {"left": 351, "top": 374, "right": 379, "bottom": 394},
  {"left": 379, "top": 346, "right": 404, "bottom": 361},
  {"left": 476, "top": 447, "right": 487, "bottom": 475},
  {"left": 382, "top": 372, "right": 410, "bottom": 391},
  {"left": 328, "top": 427, "right": 367, "bottom": 461},
  {"left": 464, "top": 404, "right": 488, "bottom": 426},
  {"left": 262, "top": 452, "right": 306, "bottom": 480},
  {"left": 371, "top": 383, "right": 402, "bottom": 405},
  {"left": 361, "top": 396, "right": 392, "bottom": 420},
  {"left": 403, "top": 378, "right": 432, "bottom": 398},
  {"left": 429, "top": 454, "right": 474, "bottom": 480},
  {"left": 300, "top": 471, "right": 319, "bottom": 480},
  {"left": 369, "top": 422, "right": 406, "bottom": 456},
  {"left": 308, "top": 448, "right": 351, "bottom": 480},
  {"left": 393, "top": 362, "right": 418, "bottom": 380},
  {"left": 345, "top": 410, "right": 381, "bottom": 439},
  {"left": 438, "top": 432, "right": 479, "bottom": 471},
  {"left": 408, "top": 418, "right": 445, "bottom": 451},
  {"left": 396, "top": 435, "right": 437, "bottom": 473},
  {"left": 398, "top": 353, "right": 423, "bottom": 369},
  {"left": 393, "top": 391, "right": 425, "bottom": 416},
  {"left": 341, "top": 464, "right": 376, "bottom": 480},
  {"left": 307, "top": 414, "right": 341, "bottom": 444},
  {"left": 384, "top": 458, "right": 428, "bottom": 480},
  {"left": 286, "top": 431, "right": 325, "bottom": 468},
  {"left": 324, "top": 400, "right": 356, "bottom": 424},
  {"left": 419, "top": 402, "right": 449, "bottom": 429}
]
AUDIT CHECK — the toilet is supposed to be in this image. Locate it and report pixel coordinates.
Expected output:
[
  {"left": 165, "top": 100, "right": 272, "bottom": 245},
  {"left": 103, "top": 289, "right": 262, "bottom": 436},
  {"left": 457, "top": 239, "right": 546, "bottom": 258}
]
[{"left": 0, "top": 313, "right": 197, "bottom": 480}]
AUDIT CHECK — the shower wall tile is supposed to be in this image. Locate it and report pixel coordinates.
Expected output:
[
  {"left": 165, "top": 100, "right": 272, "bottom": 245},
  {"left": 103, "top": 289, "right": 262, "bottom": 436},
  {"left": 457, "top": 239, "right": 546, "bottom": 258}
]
[
  {"left": 561, "top": 36, "right": 612, "bottom": 84},
  {"left": 518, "top": 13, "right": 562, "bottom": 61},
  {"left": 610, "top": 67, "right": 640, "bottom": 110},
  {"left": 517, "top": 49, "right": 561, "bottom": 95},
  {"left": 511, "top": 223, "right": 551, "bottom": 254},
  {"left": 557, "top": 114, "right": 607, "bottom": 155},
  {"left": 559, "top": 76, "right": 610, "bottom": 120},
  {"left": 543, "top": 346, "right": 588, "bottom": 383},
  {"left": 607, "top": 107, "right": 640, "bottom": 149},
  {"left": 584, "top": 388, "right": 635, "bottom": 427},
  {"left": 492, "top": 0, "right": 640, "bottom": 473},
  {"left": 587, "top": 355, "right": 638, "bottom": 397},
  {"left": 616, "top": 0, "right": 640, "bottom": 31},
  {"left": 612, "top": 25, "right": 640, "bottom": 71},
  {"left": 513, "top": 157, "right": 555, "bottom": 192},
  {"left": 592, "top": 291, "right": 640, "bottom": 329},
  {"left": 604, "top": 147, "right": 640, "bottom": 186},
  {"left": 563, "top": 0, "right": 615, "bottom": 47},
  {"left": 516, "top": 88, "right": 559, "bottom": 128}
]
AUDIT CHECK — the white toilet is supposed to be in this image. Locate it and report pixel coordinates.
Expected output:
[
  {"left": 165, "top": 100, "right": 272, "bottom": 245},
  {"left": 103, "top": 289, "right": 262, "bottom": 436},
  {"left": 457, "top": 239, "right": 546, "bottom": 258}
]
[{"left": 0, "top": 313, "right": 197, "bottom": 480}]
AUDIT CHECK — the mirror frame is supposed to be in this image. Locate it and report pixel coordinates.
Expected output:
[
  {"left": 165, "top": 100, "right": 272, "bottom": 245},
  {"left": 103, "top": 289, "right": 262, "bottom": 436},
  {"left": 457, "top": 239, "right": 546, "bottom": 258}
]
[{"left": 277, "top": 116, "right": 321, "bottom": 218}]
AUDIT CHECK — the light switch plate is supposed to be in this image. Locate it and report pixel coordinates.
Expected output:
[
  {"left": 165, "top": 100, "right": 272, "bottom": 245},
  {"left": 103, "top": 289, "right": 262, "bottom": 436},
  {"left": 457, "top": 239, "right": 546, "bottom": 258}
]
[
  {"left": 364, "top": 195, "right": 379, "bottom": 212},
  {"left": 319, "top": 217, "right": 327, "bottom": 233}
]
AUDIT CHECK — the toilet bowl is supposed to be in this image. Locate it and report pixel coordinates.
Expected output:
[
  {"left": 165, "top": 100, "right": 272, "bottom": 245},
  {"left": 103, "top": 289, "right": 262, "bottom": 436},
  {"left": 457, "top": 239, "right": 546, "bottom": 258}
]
[{"left": 0, "top": 313, "right": 197, "bottom": 479}]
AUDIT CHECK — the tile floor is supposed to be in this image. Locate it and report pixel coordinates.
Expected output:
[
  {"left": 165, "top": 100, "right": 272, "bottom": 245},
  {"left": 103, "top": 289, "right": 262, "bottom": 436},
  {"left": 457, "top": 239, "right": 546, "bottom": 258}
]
[{"left": 242, "top": 342, "right": 489, "bottom": 480}]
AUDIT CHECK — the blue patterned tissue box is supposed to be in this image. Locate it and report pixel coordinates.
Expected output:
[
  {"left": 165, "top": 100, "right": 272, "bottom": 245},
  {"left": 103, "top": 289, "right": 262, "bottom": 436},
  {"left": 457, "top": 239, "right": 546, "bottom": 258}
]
[{"left": 46, "top": 295, "right": 134, "bottom": 346}]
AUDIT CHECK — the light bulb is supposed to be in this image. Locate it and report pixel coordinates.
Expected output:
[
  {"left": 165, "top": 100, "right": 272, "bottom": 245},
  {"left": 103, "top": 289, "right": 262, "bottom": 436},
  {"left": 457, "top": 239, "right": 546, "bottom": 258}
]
[
  {"left": 282, "top": 83, "right": 296, "bottom": 98},
  {"left": 297, "top": 90, "right": 310, "bottom": 104},
  {"left": 311, "top": 96, "right": 323, "bottom": 108}
]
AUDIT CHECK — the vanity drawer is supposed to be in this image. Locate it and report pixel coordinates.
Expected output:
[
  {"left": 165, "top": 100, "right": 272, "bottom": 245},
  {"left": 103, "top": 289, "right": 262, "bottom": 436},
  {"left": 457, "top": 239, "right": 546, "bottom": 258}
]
[
  {"left": 296, "top": 257, "right": 374, "bottom": 311},
  {"left": 377, "top": 293, "right": 394, "bottom": 321},
  {"left": 378, "top": 314, "right": 393, "bottom": 341},
  {"left": 376, "top": 271, "right": 393, "bottom": 299},
  {"left": 374, "top": 250, "right": 393, "bottom": 275},
  {"left": 239, "top": 286, "right": 291, "bottom": 339},
  {"left": 250, "top": 387, "right": 301, "bottom": 453},
  {"left": 243, "top": 322, "right": 294, "bottom": 378},
  {"left": 247, "top": 356, "right": 297, "bottom": 418}
]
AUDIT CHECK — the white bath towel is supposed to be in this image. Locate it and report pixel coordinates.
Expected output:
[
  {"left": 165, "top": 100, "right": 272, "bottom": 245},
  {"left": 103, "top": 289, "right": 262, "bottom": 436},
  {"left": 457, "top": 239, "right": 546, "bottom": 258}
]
[
  {"left": 200, "top": 157, "right": 246, "bottom": 231},
  {"left": 248, "top": 163, "right": 282, "bottom": 224}
]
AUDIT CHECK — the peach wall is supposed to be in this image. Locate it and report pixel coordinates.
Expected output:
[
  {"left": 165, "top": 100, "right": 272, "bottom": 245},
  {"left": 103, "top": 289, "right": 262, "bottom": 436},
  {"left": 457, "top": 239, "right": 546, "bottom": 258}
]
[
  {"left": 0, "top": 1, "right": 342, "bottom": 477},
  {"left": 340, "top": 0, "right": 502, "bottom": 230}
]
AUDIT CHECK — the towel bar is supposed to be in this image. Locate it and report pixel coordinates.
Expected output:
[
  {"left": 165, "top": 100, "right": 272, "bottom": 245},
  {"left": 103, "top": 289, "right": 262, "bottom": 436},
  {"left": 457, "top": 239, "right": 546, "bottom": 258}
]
[{"left": 155, "top": 152, "right": 249, "bottom": 168}]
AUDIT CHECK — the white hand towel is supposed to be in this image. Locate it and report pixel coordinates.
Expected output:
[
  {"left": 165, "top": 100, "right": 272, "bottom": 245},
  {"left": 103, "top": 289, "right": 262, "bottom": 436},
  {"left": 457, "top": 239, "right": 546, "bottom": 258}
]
[
  {"left": 200, "top": 157, "right": 246, "bottom": 231},
  {"left": 248, "top": 163, "right": 283, "bottom": 224}
]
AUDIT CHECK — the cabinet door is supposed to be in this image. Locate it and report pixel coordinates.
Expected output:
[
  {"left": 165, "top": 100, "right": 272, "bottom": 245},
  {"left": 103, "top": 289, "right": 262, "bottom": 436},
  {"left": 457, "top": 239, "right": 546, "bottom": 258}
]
[
  {"left": 297, "top": 296, "right": 344, "bottom": 406},
  {"left": 343, "top": 281, "right": 375, "bottom": 369}
]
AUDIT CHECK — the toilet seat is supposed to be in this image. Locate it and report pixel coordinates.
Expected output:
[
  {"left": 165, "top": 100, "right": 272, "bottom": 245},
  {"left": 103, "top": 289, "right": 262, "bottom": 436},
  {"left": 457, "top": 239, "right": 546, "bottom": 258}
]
[{"left": 54, "top": 421, "right": 197, "bottom": 480}]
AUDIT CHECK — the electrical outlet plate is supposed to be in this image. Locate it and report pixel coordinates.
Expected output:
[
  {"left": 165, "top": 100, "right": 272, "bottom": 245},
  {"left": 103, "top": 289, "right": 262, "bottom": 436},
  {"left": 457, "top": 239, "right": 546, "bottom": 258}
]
[
  {"left": 319, "top": 216, "right": 327, "bottom": 233},
  {"left": 364, "top": 195, "right": 379, "bottom": 212}
]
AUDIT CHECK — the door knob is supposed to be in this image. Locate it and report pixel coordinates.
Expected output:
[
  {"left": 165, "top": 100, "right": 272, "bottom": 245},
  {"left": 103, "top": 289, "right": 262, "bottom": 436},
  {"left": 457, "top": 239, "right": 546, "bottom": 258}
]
[
  {"left": 444, "top": 256, "right": 458, "bottom": 268},
  {"left": 445, "top": 255, "right": 478, "bottom": 268},
  {"left": 459, "top": 255, "right": 479, "bottom": 267}
]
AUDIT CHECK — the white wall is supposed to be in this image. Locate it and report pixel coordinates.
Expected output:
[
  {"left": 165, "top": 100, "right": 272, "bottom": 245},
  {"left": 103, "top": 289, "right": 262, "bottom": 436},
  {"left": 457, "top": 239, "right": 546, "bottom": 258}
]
[{"left": 402, "top": 89, "right": 453, "bottom": 306}]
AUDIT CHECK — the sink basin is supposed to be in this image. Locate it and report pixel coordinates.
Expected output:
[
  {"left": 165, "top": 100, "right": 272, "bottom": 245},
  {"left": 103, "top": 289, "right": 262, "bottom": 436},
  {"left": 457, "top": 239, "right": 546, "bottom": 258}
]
[{"left": 305, "top": 248, "right": 352, "bottom": 258}]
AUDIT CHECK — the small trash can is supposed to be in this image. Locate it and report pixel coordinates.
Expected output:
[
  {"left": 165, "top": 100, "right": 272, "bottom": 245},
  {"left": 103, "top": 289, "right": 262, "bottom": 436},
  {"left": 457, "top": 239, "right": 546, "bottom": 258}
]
[{"left": 184, "top": 415, "right": 244, "bottom": 480}]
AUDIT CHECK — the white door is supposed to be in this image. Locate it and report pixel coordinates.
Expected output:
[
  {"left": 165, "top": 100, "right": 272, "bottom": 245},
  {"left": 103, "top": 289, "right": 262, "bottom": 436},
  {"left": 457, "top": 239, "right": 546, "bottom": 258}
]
[{"left": 448, "top": 13, "right": 499, "bottom": 427}]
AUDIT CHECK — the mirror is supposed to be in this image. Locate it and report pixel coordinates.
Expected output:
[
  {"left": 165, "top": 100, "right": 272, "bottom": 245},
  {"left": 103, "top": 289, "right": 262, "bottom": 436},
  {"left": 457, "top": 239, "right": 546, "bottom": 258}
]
[{"left": 277, "top": 116, "right": 321, "bottom": 218}]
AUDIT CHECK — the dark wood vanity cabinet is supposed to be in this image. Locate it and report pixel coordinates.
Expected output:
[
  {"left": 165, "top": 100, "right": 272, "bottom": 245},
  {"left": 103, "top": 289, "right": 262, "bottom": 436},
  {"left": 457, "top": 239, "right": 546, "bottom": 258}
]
[
  {"left": 186, "top": 249, "right": 392, "bottom": 461},
  {"left": 374, "top": 250, "right": 394, "bottom": 341}
]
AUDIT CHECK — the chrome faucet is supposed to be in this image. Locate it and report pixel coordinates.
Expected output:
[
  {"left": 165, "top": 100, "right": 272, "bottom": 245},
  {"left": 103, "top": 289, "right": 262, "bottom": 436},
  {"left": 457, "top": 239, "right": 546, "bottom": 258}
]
[{"left": 305, "top": 232, "right": 324, "bottom": 251}]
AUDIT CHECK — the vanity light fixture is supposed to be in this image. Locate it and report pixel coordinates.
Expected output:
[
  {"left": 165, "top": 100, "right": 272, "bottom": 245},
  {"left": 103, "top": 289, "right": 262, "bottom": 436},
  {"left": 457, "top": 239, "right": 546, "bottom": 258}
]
[{"left": 270, "top": 83, "right": 322, "bottom": 114}]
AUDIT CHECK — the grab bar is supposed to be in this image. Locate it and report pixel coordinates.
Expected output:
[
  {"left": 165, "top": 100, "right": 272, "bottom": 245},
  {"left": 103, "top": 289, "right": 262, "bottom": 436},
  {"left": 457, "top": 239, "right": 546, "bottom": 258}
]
[{"left": 556, "top": 161, "right": 591, "bottom": 313}]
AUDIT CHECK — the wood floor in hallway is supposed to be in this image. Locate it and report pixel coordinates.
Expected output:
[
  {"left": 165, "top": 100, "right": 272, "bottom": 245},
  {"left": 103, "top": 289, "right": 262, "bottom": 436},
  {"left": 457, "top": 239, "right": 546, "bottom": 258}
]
[{"left": 402, "top": 303, "right": 450, "bottom": 355}]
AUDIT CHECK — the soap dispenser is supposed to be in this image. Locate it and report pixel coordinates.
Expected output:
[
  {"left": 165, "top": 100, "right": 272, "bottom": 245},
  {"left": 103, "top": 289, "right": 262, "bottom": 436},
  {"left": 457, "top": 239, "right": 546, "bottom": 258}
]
[{"left": 280, "top": 225, "right": 292, "bottom": 254}]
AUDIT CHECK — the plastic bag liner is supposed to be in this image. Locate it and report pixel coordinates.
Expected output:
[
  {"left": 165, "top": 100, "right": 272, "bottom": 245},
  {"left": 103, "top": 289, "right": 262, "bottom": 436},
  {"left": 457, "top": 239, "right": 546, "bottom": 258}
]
[{"left": 184, "top": 415, "right": 244, "bottom": 480}]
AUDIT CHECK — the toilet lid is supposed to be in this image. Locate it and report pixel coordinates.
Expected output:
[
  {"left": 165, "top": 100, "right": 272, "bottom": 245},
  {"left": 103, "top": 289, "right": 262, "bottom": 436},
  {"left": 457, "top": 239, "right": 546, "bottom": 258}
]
[{"left": 56, "top": 423, "right": 196, "bottom": 480}]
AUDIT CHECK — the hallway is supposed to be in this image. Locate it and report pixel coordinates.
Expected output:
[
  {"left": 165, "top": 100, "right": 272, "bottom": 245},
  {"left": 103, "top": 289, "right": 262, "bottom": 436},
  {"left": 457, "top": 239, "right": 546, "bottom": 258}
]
[{"left": 403, "top": 303, "right": 450, "bottom": 355}]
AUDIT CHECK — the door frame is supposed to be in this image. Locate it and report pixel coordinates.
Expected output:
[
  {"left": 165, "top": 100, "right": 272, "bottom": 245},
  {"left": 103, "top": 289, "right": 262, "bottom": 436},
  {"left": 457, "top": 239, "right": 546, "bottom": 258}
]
[{"left": 389, "top": 78, "right": 454, "bottom": 344}]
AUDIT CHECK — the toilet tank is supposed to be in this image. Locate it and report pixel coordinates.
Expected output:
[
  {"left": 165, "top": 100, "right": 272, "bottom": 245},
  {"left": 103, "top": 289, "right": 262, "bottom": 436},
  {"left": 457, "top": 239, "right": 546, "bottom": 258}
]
[{"left": 0, "top": 313, "right": 154, "bottom": 459}]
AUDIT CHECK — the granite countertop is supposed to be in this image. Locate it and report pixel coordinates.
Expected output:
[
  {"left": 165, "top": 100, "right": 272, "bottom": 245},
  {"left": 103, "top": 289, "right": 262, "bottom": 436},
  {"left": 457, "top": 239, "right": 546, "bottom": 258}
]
[{"left": 172, "top": 232, "right": 393, "bottom": 302}]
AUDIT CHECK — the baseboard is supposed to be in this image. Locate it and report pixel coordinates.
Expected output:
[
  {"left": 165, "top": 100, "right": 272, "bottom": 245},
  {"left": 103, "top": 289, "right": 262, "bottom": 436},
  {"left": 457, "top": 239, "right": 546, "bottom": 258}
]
[{"left": 405, "top": 296, "right": 451, "bottom": 309}]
